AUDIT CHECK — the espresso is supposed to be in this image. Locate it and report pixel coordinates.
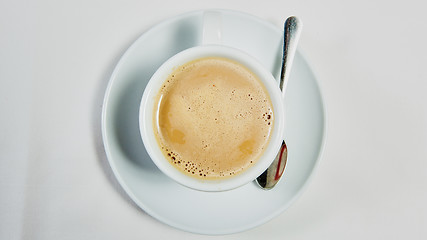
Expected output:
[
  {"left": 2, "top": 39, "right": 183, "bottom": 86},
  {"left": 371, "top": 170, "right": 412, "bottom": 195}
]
[{"left": 154, "top": 57, "right": 274, "bottom": 179}]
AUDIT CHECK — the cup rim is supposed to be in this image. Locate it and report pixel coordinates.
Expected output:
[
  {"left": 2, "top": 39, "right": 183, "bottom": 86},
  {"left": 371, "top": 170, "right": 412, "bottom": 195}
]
[{"left": 139, "top": 45, "right": 285, "bottom": 191}]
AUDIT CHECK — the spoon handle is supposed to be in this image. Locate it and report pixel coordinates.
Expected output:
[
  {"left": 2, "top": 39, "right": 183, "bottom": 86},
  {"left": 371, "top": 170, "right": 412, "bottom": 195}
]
[{"left": 279, "top": 16, "right": 303, "bottom": 93}]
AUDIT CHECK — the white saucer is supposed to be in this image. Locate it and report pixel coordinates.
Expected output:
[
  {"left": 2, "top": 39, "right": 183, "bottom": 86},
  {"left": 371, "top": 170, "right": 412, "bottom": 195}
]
[{"left": 102, "top": 9, "right": 326, "bottom": 235}]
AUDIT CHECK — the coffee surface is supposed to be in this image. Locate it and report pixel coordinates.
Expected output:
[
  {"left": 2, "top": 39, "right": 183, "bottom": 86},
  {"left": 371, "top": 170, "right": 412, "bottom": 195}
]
[{"left": 154, "top": 57, "right": 274, "bottom": 179}]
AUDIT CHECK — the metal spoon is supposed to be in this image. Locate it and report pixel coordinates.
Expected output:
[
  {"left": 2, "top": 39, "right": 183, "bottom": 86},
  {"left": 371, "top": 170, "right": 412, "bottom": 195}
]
[{"left": 256, "top": 16, "right": 302, "bottom": 189}]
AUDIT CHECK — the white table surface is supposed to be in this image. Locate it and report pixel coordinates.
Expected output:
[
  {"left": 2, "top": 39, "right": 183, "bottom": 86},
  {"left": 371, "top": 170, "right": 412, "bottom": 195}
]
[{"left": 1, "top": 0, "right": 426, "bottom": 239}]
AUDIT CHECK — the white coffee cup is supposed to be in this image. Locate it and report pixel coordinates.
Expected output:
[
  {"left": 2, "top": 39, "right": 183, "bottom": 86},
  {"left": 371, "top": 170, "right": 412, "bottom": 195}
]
[{"left": 139, "top": 12, "right": 285, "bottom": 191}]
